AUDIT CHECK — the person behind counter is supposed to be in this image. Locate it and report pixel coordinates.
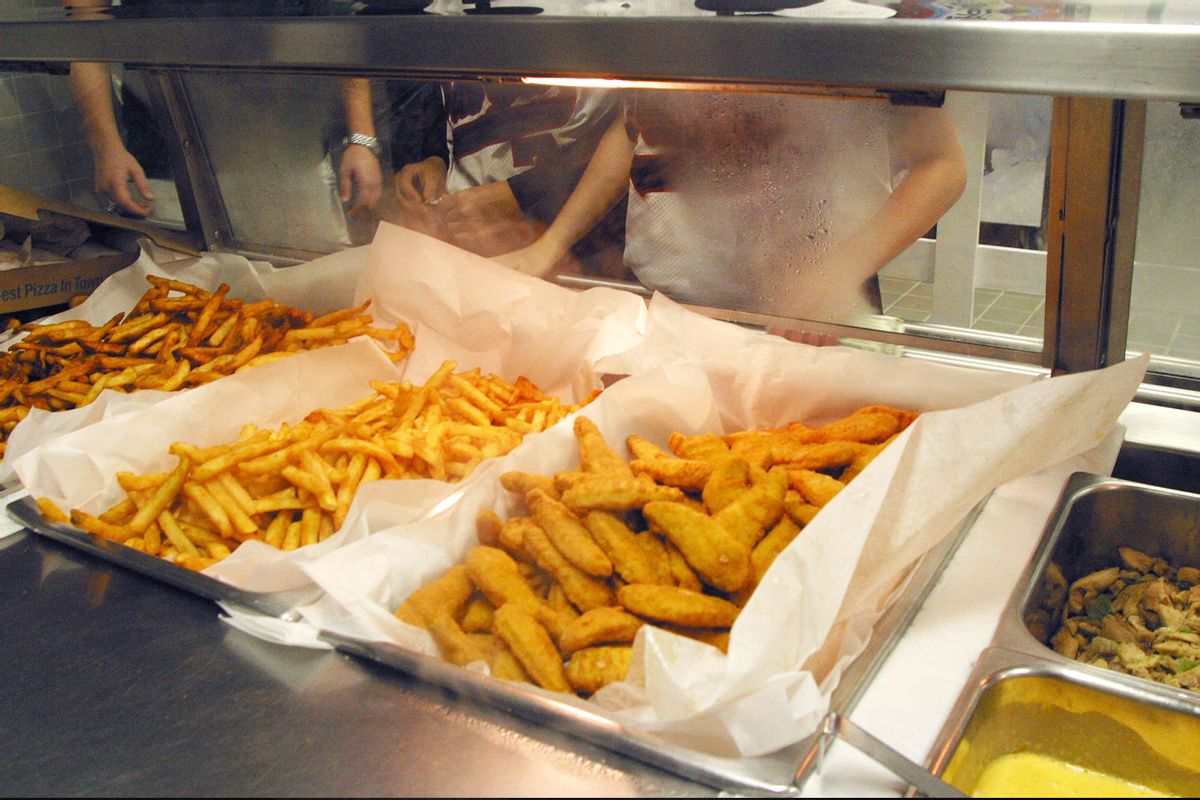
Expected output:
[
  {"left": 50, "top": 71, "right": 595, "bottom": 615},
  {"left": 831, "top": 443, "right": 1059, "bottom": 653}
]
[
  {"left": 392, "top": 81, "right": 626, "bottom": 277},
  {"left": 497, "top": 90, "right": 967, "bottom": 324},
  {"left": 61, "top": 2, "right": 383, "bottom": 219}
]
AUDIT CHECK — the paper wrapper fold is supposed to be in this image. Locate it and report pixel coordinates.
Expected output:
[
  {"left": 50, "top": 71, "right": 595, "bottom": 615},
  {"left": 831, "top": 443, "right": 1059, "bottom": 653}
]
[{"left": 295, "top": 297, "right": 1148, "bottom": 759}]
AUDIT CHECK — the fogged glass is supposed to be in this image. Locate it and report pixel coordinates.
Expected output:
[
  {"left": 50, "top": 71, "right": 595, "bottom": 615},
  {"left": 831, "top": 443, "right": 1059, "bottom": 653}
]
[{"left": 1131, "top": 102, "right": 1200, "bottom": 378}]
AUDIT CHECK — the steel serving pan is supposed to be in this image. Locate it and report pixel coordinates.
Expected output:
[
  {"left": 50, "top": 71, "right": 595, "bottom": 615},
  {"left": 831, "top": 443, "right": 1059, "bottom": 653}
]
[
  {"left": 7, "top": 494, "right": 322, "bottom": 619},
  {"left": 321, "top": 495, "right": 991, "bottom": 795},
  {"left": 926, "top": 463, "right": 1200, "bottom": 794}
]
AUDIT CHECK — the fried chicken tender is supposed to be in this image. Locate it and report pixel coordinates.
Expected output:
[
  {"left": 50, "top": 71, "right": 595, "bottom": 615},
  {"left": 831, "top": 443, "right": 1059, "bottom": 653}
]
[
  {"left": 583, "top": 510, "right": 661, "bottom": 586},
  {"left": 665, "top": 541, "right": 704, "bottom": 592},
  {"left": 666, "top": 432, "right": 731, "bottom": 462},
  {"left": 521, "top": 518, "right": 615, "bottom": 612},
  {"left": 560, "top": 474, "right": 686, "bottom": 513},
  {"left": 526, "top": 488, "right": 613, "bottom": 578},
  {"left": 636, "top": 530, "right": 674, "bottom": 586},
  {"left": 396, "top": 563, "right": 475, "bottom": 628},
  {"left": 788, "top": 469, "right": 845, "bottom": 507},
  {"left": 713, "top": 465, "right": 788, "bottom": 549},
  {"left": 784, "top": 492, "right": 821, "bottom": 526},
  {"left": 751, "top": 516, "right": 804, "bottom": 585},
  {"left": 702, "top": 456, "right": 753, "bottom": 514},
  {"left": 493, "top": 603, "right": 571, "bottom": 693},
  {"left": 626, "top": 434, "right": 670, "bottom": 461},
  {"left": 630, "top": 456, "right": 713, "bottom": 492},
  {"left": 617, "top": 584, "right": 740, "bottom": 629},
  {"left": 642, "top": 500, "right": 751, "bottom": 593},
  {"left": 464, "top": 546, "right": 566, "bottom": 638},
  {"left": 459, "top": 593, "right": 496, "bottom": 633},
  {"left": 768, "top": 439, "right": 870, "bottom": 472},
  {"left": 489, "top": 642, "right": 532, "bottom": 683},
  {"left": 425, "top": 612, "right": 491, "bottom": 666},
  {"left": 786, "top": 406, "right": 909, "bottom": 444},
  {"left": 559, "top": 607, "right": 644, "bottom": 654},
  {"left": 574, "top": 416, "right": 633, "bottom": 478},
  {"left": 500, "top": 470, "right": 560, "bottom": 501},
  {"left": 566, "top": 646, "right": 633, "bottom": 695}
]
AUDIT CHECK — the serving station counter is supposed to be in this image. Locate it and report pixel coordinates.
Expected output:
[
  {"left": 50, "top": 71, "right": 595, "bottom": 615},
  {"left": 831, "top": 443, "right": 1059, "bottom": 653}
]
[{"left": 2, "top": 2, "right": 1200, "bottom": 797}]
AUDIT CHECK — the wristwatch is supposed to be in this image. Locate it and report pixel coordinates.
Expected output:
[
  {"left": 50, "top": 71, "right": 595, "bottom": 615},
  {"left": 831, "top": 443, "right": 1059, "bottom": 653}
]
[{"left": 341, "top": 133, "right": 382, "bottom": 157}]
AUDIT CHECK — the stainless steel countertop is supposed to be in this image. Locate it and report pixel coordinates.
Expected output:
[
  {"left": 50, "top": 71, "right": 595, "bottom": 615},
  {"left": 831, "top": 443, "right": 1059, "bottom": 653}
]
[{"left": 0, "top": 531, "right": 712, "bottom": 797}]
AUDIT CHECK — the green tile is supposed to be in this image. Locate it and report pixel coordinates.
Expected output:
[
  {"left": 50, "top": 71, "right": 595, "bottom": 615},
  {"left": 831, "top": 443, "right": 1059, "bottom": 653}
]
[
  {"left": 976, "top": 306, "right": 1033, "bottom": 326},
  {"left": 990, "top": 292, "right": 1045, "bottom": 313},
  {"left": 973, "top": 318, "right": 1022, "bottom": 335},
  {"left": 1176, "top": 316, "right": 1200, "bottom": 337}
]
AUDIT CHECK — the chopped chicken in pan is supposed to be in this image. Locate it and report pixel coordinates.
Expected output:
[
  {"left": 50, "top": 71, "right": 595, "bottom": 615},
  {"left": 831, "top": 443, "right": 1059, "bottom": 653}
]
[{"left": 1039, "top": 547, "right": 1200, "bottom": 691}]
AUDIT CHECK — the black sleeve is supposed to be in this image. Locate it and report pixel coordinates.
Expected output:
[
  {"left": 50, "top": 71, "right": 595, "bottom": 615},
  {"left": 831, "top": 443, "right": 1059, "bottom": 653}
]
[{"left": 385, "top": 80, "right": 449, "bottom": 172}]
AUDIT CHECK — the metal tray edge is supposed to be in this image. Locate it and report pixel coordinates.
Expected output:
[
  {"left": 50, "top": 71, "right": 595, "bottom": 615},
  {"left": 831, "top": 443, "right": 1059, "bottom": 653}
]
[
  {"left": 7, "top": 494, "right": 321, "bottom": 619},
  {"left": 323, "top": 493, "right": 994, "bottom": 795}
]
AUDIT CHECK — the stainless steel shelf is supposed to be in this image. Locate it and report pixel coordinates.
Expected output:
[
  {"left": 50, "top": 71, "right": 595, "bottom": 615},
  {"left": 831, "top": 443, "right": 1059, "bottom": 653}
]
[{"left": 2, "top": 16, "right": 1200, "bottom": 101}]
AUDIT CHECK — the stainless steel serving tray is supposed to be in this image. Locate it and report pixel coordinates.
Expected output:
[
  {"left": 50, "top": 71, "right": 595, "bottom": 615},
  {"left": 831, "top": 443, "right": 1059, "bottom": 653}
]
[
  {"left": 7, "top": 494, "right": 321, "bottom": 619},
  {"left": 321, "top": 495, "right": 992, "bottom": 795},
  {"left": 925, "top": 466, "right": 1200, "bottom": 793},
  {"left": 927, "top": 647, "right": 1200, "bottom": 796}
]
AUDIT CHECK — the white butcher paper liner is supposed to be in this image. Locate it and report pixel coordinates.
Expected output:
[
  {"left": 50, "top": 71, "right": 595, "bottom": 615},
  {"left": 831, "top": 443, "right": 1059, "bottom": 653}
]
[
  {"left": 0, "top": 244, "right": 369, "bottom": 483},
  {"left": 9, "top": 228, "right": 654, "bottom": 593},
  {"left": 356, "top": 222, "right": 647, "bottom": 400},
  {"left": 290, "top": 299, "right": 1148, "bottom": 760}
]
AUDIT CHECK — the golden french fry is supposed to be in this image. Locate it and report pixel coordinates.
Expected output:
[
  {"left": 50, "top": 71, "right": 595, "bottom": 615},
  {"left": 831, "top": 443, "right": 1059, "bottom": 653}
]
[{"left": 35, "top": 497, "right": 68, "bottom": 524}]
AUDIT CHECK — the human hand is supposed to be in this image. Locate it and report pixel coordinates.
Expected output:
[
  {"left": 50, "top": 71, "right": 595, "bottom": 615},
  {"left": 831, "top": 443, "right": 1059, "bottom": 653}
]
[
  {"left": 394, "top": 156, "right": 448, "bottom": 211},
  {"left": 339, "top": 143, "right": 383, "bottom": 215},
  {"left": 94, "top": 144, "right": 154, "bottom": 216},
  {"left": 437, "top": 182, "right": 543, "bottom": 258},
  {"left": 494, "top": 238, "right": 562, "bottom": 279}
]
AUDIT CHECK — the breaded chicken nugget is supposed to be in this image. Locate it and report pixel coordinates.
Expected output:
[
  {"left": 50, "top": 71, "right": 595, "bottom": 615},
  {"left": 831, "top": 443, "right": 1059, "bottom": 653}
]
[
  {"left": 560, "top": 475, "right": 685, "bottom": 513},
  {"left": 493, "top": 603, "right": 571, "bottom": 693},
  {"left": 465, "top": 546, "right": 566, "bottom": 638},
  {"left": 526, "top": 488, "right": 613, "bottom": 578},
  {"left": 666, "top": 432, "right": 731, "bottom": 462},
  {"left": 559, "top": 606, "right": 644, "bottom": 654},
  {"left": 630, "top": 456, "right": 713, "bottom": 492},
  {"left": 521, "top": 519, "right": 614, "bottom": 612},
  {"left": 574, "top": 416, "right": 633, "bottom": 477},
  {"left": 566, "top": 646, "right": 633, "bottom": 695},
  {"left": 702, "top": 456, "right": 753, "bottom": 514},
  {"left": 713, "top": 465, "right": 788, "bottom": 549},
  {"left": 584, "top": 510, "right": 661, "bottom": 586},
  {"left": 617, "top": 584, "right": 740, "bottom": 628},
  {"left": 788, "top": 469, "right": 845, "bottom": 507},
  {"left": 642, "top": 501, "right": 751, "bottom": 592},
  {"left": 500, "top": 470, "right": 560, "bottom": 500}
]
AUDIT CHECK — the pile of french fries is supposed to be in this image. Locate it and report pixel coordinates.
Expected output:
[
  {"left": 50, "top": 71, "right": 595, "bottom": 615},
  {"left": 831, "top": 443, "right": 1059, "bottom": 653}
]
[
  {"left": 396, "top": 406, "right": 917, "bottom": 697},
  {"left": 36, "top": 360, "right": 596, "bottom": 572},
  {"left": 0, "top": 276, "right": 416, "bottom": 455}
]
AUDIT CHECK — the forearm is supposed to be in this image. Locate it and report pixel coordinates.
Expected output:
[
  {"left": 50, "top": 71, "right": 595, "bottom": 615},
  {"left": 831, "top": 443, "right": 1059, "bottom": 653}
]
[
  {"left": 342, "top": 78, "right": 377, "bottom": 139},
  {"left": 846, "top": 156, "right": 967, "bottom": 281},
  {"left": 68, "top": 61, "right": 124, "bottom": 155},
  {"left": 538, "top": 116, "right": 634, "bottom": 258}
]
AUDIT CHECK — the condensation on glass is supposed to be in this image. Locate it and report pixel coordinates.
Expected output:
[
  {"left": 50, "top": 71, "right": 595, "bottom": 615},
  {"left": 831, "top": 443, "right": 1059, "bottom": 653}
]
[{"left": 0, "top": 69, "right": 1066, "bottom": 352}]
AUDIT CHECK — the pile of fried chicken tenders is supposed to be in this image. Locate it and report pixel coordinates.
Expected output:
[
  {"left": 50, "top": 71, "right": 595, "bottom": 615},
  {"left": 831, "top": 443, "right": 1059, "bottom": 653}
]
[{"left": 397, "top": 405, "right": 917, "bottom": 697}]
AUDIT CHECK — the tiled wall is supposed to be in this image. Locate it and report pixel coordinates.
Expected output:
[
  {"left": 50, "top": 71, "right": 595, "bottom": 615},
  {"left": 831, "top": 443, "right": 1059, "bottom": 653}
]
[
  {"left": 0, "top": 70, "right": 96, "bottom": 208},
  {"left": 1, "top": 0, "right": 96, "bottom": 208}
]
